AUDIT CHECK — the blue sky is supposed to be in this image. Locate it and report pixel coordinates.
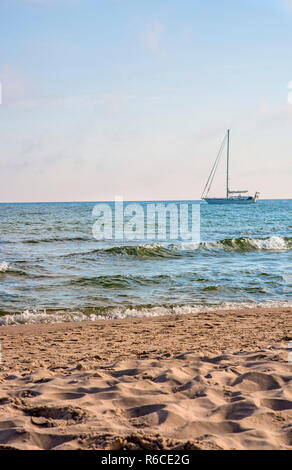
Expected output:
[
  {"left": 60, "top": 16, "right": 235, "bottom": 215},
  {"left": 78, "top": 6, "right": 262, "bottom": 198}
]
[{"left": 0, "top": 0, "right": 292, "bottom": 201}]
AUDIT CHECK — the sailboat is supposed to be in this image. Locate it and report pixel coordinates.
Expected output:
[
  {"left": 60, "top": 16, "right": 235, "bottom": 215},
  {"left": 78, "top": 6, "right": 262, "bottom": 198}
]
[{"left": 202, "top": 129, "right": 260, "bottom": 204}]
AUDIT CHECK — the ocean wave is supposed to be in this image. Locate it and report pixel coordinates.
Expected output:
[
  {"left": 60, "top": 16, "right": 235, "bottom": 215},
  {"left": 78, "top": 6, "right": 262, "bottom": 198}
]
[
  {"left": 1, "top": 301, "right": 292, "bottom": 326},
  {"left": 208, "top": 236, "right": 292, "bottom": 252},
  {"left": 103, "top": 244, "right": 180, "bottom": 258},
  {"left": 71, "top": 274, "right": 170, "bottom": 288},
  {"left": 0, "top": 263, "right": 49, "bottom": 278},
  {"left": 175, "top": 236, "right": 292, "bottom": 254},
  {"left": 65, "top": 236, "right": 292, "bottom": 259},
  {"left": 0, "top": 236, "right": 91, "bottom": 244},
  {"left": 0, "top": 261, "right": 9, "bottom": 272},
  {"left": 65, "top": 243, "right": 182, "bottom": 259},
  {"left": 2, "top": 235, "right": 290, "bottom": 252}
]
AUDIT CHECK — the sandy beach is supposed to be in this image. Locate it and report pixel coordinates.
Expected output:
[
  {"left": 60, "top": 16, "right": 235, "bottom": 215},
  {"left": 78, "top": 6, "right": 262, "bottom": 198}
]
[{"left": 0, "top": 307, "right": 291, "bottom": 450}]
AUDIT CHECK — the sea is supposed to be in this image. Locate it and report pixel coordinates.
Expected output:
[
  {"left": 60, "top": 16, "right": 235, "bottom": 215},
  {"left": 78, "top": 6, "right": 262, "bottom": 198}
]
[{"left": 0, "top": 199, "right": 291, "bottom": 325}]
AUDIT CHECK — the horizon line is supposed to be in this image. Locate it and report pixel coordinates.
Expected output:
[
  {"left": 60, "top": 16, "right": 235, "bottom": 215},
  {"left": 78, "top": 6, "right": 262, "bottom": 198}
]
[{"left": 0, "top": 197, "right": 291, "bottom": 204}]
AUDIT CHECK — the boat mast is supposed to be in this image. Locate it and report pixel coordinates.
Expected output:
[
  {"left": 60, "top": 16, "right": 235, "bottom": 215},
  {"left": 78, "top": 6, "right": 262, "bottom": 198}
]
[{"left": 226, "top": 129, "right": 230, "bottom": 199}]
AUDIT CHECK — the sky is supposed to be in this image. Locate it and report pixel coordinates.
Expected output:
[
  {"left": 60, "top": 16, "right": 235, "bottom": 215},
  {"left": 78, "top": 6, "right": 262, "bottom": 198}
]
[{"left": 0, "top": 0, "right": 292, "bottom": 202}]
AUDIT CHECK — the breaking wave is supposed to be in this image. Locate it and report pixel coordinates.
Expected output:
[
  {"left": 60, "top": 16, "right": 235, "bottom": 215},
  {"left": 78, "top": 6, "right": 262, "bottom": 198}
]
[
  {"left": 1, "top": 301, "right": 292, "bottom": 326},
  {"left": 66, "top": 236, "right": 292, "bottom": 259},
  {"left": 0, "top": 261, "right": 9, "bottom": 272},
  {"left": 208, "top": 236, "right": 292, "bottom": 252}
]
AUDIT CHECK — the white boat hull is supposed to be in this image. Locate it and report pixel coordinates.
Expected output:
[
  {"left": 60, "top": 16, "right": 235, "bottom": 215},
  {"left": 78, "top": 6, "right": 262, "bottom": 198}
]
[
  {"left": 204, "top": 197, "right": 256, "bottom": 205},
  {"left": 201, "top": 130, "right": 260, "bottom": 205}
]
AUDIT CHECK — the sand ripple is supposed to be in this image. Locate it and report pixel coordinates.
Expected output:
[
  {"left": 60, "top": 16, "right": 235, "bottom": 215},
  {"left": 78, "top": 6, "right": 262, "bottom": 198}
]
[
  {"left": 0, "top": 349, "right": 291, "bottom": 449},
  {"left": 0, "top": 308, "right": 291, "bottom": 450}
]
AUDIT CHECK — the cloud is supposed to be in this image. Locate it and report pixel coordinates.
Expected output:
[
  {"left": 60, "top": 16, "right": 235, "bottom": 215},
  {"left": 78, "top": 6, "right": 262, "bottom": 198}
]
[
  {"left": 0, "top": 63, "right": 128, "bottom": 112},
  {"left": 4, "top": 92, "right": 129, "bottom": 115},
  {"left": 257, "top": 100, "right": 292, "bottom": 123},
  {"left": 142, "top": 22, "right": 164, "bottom": 53},
  {"left": 0, "top": 65, "right": 33, "bottom": 105}
]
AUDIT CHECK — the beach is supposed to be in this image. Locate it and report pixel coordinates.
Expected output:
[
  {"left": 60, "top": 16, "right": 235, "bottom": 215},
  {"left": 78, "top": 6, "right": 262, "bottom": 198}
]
[
  {"left": 1, "top": 0, "right": 292, "bottom": 458},
  {"left": 0, "top": 306, "right": 291, "bottom": 450}
]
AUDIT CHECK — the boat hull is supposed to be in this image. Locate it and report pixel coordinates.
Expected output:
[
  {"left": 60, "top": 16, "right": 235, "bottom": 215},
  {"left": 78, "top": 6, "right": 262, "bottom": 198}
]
[{"left": 204, "top": 197, "right": 256, "bottom": 205}]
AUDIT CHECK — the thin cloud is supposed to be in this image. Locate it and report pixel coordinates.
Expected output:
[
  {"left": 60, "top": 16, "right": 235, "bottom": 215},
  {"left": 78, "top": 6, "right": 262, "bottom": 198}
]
[
  {"left": 0, "top": 65, "right": 33, "bottom": 105},
  {"left": 5, "top": 93, "right": 129, "bottom": 114},
  {"left": 142, "top": 22, "right": 164, "bottom": 53},
  {"left": 257, "top": 100, "right": 292, "bottom": 122}
]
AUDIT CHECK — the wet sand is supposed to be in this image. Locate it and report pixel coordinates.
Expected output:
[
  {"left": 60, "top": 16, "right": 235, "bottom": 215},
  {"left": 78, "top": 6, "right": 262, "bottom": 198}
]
[{"left": 0, "top": 307, "right": 291, "bottom": 450}]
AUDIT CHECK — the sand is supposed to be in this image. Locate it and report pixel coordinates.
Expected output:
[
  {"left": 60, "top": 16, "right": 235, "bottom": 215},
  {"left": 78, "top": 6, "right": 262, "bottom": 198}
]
[{"left": 0, "top": 307, "right": 291, "bottom": 450}]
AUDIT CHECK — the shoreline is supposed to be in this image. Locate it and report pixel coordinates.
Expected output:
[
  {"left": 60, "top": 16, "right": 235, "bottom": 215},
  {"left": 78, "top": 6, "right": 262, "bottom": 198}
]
[
  {"left": 0, "top": 303, "right": 291, "bottom": 327},
  {"left": 0, "top": 306, "right": 291, "bottom": 450},
  {"left": 1, "top": 301, "right": 292, "bottom": 326},
  {"left": 1, "top": 306, "right": 291, "bottom": 366}
]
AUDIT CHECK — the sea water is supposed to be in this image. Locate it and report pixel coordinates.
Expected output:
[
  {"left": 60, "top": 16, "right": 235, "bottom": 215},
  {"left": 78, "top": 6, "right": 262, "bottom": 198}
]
[{"left": 0, "top": 199, "right": 291, "bottom": 324}]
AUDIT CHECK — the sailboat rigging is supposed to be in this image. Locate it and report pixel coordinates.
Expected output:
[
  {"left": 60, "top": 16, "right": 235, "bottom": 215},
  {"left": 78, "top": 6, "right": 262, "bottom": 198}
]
[{"left": 201, "top": 130, "right": 259, "bottom": 204}]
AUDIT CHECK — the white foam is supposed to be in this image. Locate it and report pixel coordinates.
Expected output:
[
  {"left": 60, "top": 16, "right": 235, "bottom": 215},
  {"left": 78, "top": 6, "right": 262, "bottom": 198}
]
[
  {"left": 250, "top": 236, "right": 289, "bottom": 251},
  {"left": 0, "top": 262, "right": 9, "bottom": 272},
  {"left": 203, "top": 236, "right": 291, "bottom": 252},
  {"left": 1, "top": 301, "right": 292, "bottom": 326},
  {"left": 177, "top": 242, "right": 200, "bottom": 250},
  {"left": 0, "top": 310, "right": 103, "bottom": 326}
]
